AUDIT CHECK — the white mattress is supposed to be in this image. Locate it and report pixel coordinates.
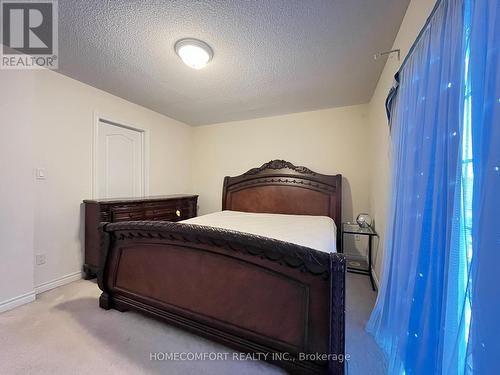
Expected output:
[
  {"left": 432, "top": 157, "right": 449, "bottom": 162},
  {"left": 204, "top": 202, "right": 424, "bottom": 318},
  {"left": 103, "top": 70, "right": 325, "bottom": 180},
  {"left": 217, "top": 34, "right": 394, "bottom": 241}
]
[{"left": 181, "top": 210, "right": 336, "bottom": 253}]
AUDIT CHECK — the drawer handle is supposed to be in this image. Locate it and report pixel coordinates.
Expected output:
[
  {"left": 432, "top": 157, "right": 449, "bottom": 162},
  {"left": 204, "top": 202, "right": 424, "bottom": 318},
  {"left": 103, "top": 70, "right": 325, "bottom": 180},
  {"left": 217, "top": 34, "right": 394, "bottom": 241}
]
[{"left": 176, "top": 209, "right": 181, "bottom": 217}]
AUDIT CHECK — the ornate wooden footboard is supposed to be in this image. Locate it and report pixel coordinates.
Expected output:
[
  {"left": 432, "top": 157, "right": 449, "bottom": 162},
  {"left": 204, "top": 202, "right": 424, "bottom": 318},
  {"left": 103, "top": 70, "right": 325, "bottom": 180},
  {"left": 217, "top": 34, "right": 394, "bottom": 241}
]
[{"left": 97, "top": 221, "right": 346, "bottom": 374}]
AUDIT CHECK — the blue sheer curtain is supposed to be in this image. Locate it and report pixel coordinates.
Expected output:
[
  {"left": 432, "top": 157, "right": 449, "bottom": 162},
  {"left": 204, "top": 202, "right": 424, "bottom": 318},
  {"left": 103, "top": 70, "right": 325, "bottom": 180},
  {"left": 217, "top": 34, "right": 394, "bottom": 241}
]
[
  {"left": 368, "top": 0, "right": 500, "bottom": 372},
  {"left": 466, "top": 0, "right": 500, "bottom": 373},
  {"left": 366, "top": 0, "right": 466, "bottom": 372}
]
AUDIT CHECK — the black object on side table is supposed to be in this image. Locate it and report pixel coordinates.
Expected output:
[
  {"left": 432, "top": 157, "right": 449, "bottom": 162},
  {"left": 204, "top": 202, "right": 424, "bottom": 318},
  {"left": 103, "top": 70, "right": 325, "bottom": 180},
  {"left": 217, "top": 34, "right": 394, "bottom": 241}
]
[{"left": 340, "top": 222, "right": 378, "bottom": 291}]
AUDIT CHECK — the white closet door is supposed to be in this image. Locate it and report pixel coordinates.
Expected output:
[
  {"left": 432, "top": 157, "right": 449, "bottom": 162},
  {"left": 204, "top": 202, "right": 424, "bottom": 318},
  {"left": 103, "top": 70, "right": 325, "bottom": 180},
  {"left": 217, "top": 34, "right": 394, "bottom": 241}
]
[{"left": 97, "top": 121, "right": 144, "bottom": 199}]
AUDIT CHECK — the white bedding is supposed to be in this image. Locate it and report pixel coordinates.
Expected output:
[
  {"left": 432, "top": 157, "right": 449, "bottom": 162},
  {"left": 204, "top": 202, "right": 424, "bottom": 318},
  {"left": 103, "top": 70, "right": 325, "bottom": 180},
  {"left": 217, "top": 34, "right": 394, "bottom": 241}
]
[{"left": 181, "top": 210, "right": 336, "bottom": 253}]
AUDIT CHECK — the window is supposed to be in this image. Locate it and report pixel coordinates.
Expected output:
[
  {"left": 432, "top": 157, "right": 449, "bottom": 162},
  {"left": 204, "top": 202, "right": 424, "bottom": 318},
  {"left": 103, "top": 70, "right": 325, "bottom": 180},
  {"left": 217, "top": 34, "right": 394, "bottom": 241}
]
[{"left": 459, "top": 2, "right": 473, "bottom": 370}]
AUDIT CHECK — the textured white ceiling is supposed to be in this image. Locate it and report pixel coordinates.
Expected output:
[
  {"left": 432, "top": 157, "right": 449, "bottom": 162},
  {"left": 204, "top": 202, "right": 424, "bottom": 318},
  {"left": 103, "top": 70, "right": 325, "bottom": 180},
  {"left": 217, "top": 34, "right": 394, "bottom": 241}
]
[{"left": 58, "top": 0, "right": 409, "bottom": 126}]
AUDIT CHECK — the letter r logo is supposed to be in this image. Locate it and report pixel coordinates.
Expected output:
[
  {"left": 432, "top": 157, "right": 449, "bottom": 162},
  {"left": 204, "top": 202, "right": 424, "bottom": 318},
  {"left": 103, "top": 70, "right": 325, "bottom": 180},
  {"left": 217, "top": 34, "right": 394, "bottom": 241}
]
[{"left": 1, "top": 1, "right": 54, "bottom": 54}]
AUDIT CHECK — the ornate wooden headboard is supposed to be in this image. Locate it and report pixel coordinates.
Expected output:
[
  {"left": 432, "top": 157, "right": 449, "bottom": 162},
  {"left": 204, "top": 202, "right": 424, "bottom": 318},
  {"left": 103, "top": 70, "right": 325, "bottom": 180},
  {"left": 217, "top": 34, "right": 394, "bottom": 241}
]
[{"left": 222, "top": 160, "right": 342, "bottom": 249}]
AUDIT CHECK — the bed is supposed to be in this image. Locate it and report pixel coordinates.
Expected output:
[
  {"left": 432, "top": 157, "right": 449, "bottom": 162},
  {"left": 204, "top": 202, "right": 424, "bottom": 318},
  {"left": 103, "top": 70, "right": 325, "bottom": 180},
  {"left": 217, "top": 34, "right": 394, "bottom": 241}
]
[{"left": 97, "top": 160, "right": 346, "bottom": 374}]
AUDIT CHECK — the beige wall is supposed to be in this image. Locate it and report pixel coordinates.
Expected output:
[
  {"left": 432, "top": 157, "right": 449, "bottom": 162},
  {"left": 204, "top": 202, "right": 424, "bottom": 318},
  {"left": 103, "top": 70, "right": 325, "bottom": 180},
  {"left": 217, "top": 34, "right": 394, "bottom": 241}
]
[
  {"left": 0, "top": 71, "right": 36, "bottom": 312},
  {"left": 191, "top": 105, "right": 371, "bottom": 224},
  {"left": 367, "top": 0, "right": 435, "bottom": 281},
  {"left": 0, "top": 68, "right": 193, "bottom": 308}
]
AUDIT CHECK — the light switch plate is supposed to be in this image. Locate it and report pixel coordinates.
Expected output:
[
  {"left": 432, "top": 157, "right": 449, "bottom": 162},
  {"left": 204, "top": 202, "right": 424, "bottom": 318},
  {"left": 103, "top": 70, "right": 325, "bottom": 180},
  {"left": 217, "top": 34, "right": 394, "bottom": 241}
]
[{"left": 36, "top": 168, "right": 46, "bottom": 180}]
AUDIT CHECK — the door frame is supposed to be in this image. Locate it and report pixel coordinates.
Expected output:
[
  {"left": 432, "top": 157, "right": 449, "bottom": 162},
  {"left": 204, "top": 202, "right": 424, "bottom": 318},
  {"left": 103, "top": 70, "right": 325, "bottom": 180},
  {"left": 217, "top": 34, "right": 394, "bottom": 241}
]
[{"left": 91, "top": 113, "right": 150, "bottom": 199}]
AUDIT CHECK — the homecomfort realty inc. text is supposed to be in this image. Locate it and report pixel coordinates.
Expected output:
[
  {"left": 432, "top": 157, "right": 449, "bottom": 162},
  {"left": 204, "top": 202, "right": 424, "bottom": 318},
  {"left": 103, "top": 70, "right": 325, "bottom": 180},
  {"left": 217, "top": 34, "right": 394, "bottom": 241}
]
[{"left": 150, "top": 351, "right": 351, "bottom": 363}]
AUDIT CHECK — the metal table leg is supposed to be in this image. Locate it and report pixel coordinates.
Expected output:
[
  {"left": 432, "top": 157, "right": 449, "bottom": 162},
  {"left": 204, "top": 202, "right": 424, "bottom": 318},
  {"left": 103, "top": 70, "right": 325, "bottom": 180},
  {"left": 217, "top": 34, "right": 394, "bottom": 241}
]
[{"left": 368, "top": 236, "right": 375, "bottom": 291}]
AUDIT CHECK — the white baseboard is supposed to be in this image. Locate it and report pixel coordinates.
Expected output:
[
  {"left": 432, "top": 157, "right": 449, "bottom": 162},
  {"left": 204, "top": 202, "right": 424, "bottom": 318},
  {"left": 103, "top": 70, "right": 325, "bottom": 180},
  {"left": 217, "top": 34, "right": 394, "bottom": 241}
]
[
  {"left": 0, "top": 272, "right": 82, "bottom": 314},
  {"left": 0, "top": 291, "right": 36, "bottom": 314},
  {"left": 34, "top": 271, "right": 82, "bottom": 295}
]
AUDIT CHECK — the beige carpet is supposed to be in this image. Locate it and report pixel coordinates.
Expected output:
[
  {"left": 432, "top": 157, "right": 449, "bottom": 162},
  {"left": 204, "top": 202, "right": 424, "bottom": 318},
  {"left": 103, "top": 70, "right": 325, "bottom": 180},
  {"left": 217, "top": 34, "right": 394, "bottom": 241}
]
[{"left": 0, "top": 274, "right": 385, "bottom": 375}]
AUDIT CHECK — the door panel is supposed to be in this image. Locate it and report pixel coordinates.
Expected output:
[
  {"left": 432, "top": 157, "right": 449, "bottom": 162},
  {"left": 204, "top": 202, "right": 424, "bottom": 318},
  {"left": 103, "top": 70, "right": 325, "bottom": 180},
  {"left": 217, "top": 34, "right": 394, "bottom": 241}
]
[{"left": 97, "top": 121, "right": 143, "bottom": 199}]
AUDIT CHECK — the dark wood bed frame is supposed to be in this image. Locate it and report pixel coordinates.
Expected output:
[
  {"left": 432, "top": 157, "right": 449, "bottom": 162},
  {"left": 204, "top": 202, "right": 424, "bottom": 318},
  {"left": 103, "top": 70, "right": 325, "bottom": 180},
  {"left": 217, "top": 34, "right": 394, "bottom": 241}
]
[{"left": 97, "top": 160, "right": 346, "bottom": 374}]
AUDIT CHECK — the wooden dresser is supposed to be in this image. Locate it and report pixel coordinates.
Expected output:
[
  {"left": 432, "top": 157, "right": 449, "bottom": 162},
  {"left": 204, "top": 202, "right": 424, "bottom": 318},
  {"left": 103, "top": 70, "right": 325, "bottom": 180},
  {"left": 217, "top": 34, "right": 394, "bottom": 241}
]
[{"left": 83, "top": 194, "right": 198, "bottom": 279}]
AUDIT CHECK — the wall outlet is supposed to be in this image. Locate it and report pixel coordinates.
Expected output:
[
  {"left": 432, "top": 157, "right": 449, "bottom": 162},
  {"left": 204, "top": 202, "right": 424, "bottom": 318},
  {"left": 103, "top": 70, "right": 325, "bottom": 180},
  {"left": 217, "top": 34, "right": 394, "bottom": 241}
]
[
  {"left": 355, "top": 234, "right": 361, "bottom": 241},
  {"left": 35, "top": 254, "right": 46, "bottom": 265}
]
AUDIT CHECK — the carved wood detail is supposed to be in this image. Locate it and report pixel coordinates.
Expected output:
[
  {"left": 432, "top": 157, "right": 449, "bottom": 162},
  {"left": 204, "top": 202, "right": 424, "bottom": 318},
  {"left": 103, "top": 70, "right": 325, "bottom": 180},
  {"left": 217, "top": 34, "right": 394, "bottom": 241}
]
[
  {"left": 102, "top": 221, "right": 342, "bottom": 279},
  {"left": 329, "top": 253, "right": 346, "bottom": 374},
  {"left": 229, "top": 177, "right": 336, "bottom": 193},
  {"left": 243, "top": 160, "right": 317, "bottom": 176}
]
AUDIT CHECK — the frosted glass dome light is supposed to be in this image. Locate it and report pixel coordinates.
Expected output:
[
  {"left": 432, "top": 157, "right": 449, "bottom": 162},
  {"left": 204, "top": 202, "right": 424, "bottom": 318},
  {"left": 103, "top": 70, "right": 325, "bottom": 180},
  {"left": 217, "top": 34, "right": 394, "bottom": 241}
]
[{"left": 175, "top": 38, "right": 213, "bottom": 69}]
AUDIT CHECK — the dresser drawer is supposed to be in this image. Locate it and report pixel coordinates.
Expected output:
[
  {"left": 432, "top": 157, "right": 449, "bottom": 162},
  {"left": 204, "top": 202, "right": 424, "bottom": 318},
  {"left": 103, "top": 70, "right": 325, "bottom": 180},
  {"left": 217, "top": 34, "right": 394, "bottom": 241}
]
[
  {"left": 110, "top": 203, "right": 142, "bottom": 210},
  {"left": 144, "top": 207, "right": 177, "bottom": 221},
  {"left": 111, "top": 208, "right": 145, "bottom": 222},
  {"left": 144, "top": 198, "right": 196, "bottom": 221},
  {"left": 145, "top": 207, "right": 193, "bottom": 221},
  {"left": 143, "top": 201, "right": 177, "bottom": 209}
]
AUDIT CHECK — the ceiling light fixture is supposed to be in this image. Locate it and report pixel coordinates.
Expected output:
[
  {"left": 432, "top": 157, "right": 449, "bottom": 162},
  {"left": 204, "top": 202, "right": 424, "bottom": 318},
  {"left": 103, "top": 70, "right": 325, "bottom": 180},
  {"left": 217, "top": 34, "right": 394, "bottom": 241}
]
[{"left": 174, "top": 38, "right": 213, "bottom": 69}]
